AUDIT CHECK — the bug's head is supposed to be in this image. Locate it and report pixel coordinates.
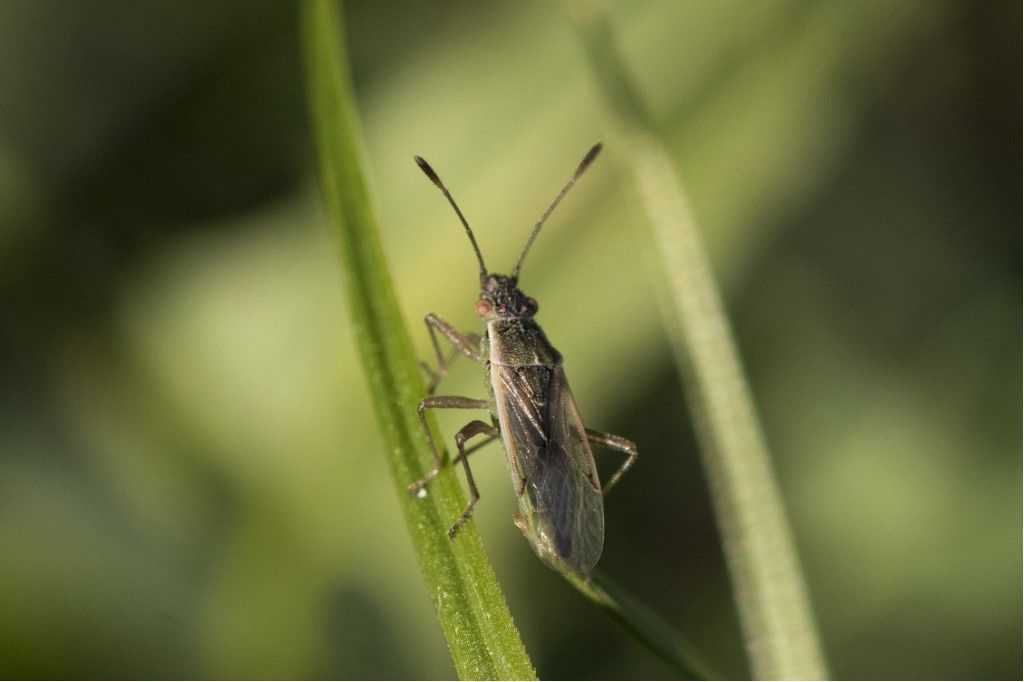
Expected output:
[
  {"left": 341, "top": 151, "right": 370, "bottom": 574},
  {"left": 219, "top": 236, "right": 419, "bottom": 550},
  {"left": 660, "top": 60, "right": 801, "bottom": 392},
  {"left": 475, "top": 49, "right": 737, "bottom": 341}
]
[{"left": 474, "top": 273, "right": 538, "bottom": 321}]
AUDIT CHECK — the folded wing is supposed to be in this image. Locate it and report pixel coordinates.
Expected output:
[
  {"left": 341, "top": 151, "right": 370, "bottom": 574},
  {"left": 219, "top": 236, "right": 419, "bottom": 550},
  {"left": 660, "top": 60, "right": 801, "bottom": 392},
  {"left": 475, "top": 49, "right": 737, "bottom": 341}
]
[{"left": 494, "top": 363, "right": 604, "bottom": 573}]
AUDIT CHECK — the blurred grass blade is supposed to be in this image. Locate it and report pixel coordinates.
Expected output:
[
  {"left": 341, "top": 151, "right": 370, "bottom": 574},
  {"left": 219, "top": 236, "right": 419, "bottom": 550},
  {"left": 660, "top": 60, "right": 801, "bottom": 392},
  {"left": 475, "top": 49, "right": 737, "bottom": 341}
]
[
  {"left": 566, "top": 571, "right": 718, "bottom": 680},
  {"left": 301, "top": 0, "right": 535, "bottom": 678},
  {"left": 570, "top": 5, "right": 828, "bottom": 679}
]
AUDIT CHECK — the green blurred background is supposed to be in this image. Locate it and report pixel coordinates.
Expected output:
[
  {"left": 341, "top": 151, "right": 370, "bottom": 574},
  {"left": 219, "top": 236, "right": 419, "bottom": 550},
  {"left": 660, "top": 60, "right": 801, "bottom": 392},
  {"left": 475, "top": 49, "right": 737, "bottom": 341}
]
[{"left": 0, "top": 0, "right": 1019, "bottom": 678}]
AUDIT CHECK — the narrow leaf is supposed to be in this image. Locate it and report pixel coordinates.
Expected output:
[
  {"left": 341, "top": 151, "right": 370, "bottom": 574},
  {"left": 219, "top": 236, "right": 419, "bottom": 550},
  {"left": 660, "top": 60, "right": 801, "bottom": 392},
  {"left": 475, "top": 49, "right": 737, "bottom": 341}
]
[
  {"left": 569, "top": 4, "right": 828, "bottom": 679},
  {"left": 301, "top": 0, "right": 535, "bottom": 677},
  {"left": 566, "top": 571, "right": 719, "bottom": 680}
]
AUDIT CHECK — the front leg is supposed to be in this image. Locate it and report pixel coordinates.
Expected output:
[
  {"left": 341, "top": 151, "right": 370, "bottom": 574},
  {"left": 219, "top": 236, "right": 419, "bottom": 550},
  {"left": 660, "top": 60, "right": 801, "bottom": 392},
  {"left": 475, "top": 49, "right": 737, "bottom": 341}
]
[{"left": 421, "top": 313, "right": 482, "bottom": 394}]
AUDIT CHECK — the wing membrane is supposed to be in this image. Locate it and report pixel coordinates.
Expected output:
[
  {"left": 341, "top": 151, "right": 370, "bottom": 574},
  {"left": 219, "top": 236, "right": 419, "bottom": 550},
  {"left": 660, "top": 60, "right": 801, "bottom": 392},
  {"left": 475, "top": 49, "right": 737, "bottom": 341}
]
[{"left": 493, "top": 363, "right": 604, "bottom": 573}]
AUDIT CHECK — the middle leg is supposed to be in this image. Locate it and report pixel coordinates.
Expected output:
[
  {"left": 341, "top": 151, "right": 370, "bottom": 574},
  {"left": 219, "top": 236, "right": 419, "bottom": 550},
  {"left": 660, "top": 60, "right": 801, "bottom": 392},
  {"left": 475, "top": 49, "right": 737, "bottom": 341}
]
[
  {"left": 412, "top": 395, "right": 489, "bottom": 495},
  {"left": 447, "top": 420, "right": 500, "bottom": 537}
]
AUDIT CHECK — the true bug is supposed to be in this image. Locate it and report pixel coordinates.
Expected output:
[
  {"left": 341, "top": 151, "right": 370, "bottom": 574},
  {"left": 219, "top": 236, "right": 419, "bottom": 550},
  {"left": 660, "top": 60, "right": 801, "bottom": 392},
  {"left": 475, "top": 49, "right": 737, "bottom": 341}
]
[{"left": 410, "top": 143, "right": 637, "bottom": 575}]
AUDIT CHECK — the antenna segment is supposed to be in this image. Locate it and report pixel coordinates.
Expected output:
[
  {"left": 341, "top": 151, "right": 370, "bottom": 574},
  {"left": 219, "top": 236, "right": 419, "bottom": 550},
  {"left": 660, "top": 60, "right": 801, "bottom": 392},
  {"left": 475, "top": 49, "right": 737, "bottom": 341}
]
[
  {"left": 415, "top": 155, "right": 488, "bottom": 282},
  {"left": 510, "top": 142, "right": 602, "bottom": 282}
]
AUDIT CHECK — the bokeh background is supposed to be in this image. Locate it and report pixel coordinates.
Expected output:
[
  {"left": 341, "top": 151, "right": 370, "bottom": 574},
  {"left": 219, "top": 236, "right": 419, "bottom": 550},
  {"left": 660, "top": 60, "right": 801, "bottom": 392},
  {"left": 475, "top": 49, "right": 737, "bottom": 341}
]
[{"left": 0, "top": 0, "right": 1019, "bottom": 678}]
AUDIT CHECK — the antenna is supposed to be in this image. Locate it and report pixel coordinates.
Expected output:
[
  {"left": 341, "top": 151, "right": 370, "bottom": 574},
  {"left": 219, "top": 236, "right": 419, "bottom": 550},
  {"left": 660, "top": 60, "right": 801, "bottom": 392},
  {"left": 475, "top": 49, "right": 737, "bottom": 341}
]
[
  {"left": 510, "top": 142, "right": 602, "bottom": 282},
  {"left": 414, "top": 156, "right": 488, "bottom": 283}
]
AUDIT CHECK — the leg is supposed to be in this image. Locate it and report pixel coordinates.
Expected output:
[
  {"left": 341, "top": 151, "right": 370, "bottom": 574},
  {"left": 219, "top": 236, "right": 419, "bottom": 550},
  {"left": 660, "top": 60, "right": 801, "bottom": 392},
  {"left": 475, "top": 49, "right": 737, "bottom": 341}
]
[
  {"left": 453, "top": 433, "right": 498, "bottom": 463},
  {"left": 421, "top": 314, "right": 482, "bottom": 394},
  {"left": 412, "top": 395, "right": 488, "bottom": 496},
  {"left": 585, "top": 428, "right": 638, "bottom": 494},
  {"left": 446, "top": 420, "right": 500, "bottom": 537},
  {"left": 420, "top": 354, "right": 457, "bottom": 394}
]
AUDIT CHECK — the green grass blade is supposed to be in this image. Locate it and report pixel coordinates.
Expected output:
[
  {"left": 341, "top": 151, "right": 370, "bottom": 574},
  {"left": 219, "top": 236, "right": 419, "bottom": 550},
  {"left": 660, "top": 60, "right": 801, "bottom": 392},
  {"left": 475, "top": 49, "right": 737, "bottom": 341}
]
[
  {"left": 570, "top": 6, "right": 828, "bottom": 679},
  {"left": 566, "top": 571, "right": 719, "bottom": 680},
  {"left": 301, "top": 0, "right": 535, "bottom": 678}
]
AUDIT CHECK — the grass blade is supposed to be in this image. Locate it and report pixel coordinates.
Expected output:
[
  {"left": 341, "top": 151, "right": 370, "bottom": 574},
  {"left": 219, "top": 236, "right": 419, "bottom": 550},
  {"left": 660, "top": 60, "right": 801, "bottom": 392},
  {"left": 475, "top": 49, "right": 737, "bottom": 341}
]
[
  {"left": 565, "top": 571, "right": 719, "bottom": 680},
  {"left": 301, "top": 0, "right": 535, "bottom": 677},
  {"left": 569, "top": 5, "right": 828, "bottom": 679}
]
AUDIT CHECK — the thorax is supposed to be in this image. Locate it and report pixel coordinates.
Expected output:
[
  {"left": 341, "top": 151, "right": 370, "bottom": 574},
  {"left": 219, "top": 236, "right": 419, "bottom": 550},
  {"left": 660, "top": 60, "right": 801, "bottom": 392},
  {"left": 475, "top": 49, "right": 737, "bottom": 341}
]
[{"left": 483, "top": 319, "right": 562, "bottom": 368}]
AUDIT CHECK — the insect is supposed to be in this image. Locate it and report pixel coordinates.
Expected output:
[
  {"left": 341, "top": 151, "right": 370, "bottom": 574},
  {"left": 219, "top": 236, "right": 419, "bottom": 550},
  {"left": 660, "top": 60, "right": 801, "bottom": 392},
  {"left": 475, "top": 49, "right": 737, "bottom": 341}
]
[{"left": 409, "top": 143, "right": 637, "bottom": 575}]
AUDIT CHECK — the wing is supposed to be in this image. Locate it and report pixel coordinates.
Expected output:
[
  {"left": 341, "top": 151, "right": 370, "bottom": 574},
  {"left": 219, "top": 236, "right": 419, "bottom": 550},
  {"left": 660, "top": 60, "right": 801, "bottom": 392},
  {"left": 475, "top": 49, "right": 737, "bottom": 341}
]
[{"left": 493, "top": 363, "right": 604, "bottom": 574}]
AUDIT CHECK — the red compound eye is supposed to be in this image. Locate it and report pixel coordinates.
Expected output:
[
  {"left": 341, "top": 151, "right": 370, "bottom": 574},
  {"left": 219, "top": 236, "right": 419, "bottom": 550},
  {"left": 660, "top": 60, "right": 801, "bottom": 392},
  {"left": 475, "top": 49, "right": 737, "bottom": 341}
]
[
  {"left": 525, "top": 297, "right": 538, "bottom": 314},
  {"left": 475, "top": 299, "right": 492, "bottom": 316}
]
